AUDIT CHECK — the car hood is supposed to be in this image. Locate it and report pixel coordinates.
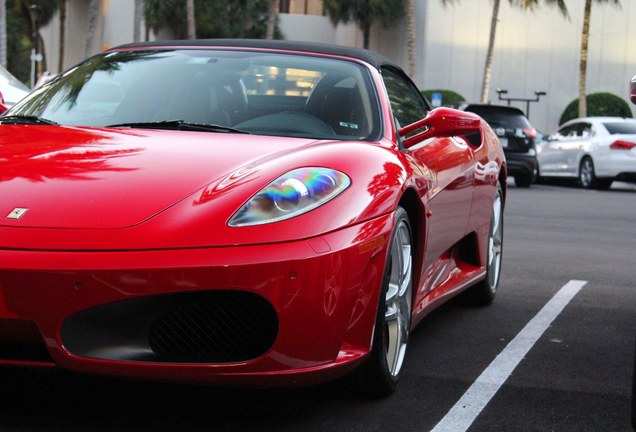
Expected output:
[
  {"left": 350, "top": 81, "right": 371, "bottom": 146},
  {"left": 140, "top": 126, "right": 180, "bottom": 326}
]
[{"left": 0, "top": 125, "right": 320, "bottom": 229}]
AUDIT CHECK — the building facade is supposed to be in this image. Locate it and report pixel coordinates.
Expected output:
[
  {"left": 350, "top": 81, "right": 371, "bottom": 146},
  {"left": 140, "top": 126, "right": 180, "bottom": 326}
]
[{"left": 39, "top": 0, "right": 636, "bottom": 132}]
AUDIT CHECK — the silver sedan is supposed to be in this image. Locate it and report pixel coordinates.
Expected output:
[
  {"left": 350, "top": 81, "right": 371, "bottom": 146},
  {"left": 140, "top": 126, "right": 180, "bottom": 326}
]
[
  {"left": 537, "top": 117, "right": 636, "bottom": 189},
  {"left": 0, "top": 65, "right": 29, "bottom": 107}
]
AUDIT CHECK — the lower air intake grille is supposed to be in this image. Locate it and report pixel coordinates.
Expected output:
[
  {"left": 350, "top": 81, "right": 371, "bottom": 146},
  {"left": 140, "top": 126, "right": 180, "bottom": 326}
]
[
  {"left": 148, "top": 291, "right": 278, "bottom": 363},
  {"left": 62, "top": 290, "right": 278, "bottom": 364}
]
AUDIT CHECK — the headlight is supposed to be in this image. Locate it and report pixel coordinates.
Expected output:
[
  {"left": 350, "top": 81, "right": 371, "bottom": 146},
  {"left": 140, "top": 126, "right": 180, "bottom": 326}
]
[{"left": 228, "top": 167, "right": 350, "bottom": 227}]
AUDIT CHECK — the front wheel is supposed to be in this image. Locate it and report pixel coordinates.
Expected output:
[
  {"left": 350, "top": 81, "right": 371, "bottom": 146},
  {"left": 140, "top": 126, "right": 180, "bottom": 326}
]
[{"left": 355, "top": 206, "right": 413, "bottom": 397}]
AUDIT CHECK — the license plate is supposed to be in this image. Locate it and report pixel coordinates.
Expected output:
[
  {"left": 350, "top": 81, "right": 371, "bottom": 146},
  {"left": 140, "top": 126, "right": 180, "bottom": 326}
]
[{"left": 499, "top": 137, "right": 508, "bottom": 148}]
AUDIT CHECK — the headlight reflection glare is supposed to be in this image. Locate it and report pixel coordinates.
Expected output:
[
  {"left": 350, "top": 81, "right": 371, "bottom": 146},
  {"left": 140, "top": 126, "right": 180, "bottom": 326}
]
[{"left": 228, "top": 167, "right": 350, "bottom": 226}]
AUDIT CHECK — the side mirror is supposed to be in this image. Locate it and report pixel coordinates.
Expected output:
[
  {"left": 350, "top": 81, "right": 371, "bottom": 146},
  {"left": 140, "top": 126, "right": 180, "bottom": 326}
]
[
  {"left": 630, "top": 75, "right": 636, "bottom": 105},
  {"left": 398, "top": 107, "right": 481, "bottom": 148}
]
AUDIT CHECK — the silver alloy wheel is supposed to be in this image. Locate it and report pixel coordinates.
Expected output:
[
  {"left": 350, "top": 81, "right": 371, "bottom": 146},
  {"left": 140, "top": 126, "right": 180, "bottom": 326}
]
[
  {"left": 487, "top": 188, "right": 503, "bottom": 291},
  {"left": 579, "top": 158, "right": 594, "bottom": 188},
  {"left": 384, "top": 218, "right": 413, "bottom": 377}
]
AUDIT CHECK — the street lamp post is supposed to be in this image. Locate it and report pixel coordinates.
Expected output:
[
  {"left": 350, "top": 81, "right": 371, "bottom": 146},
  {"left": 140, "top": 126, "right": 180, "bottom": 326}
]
[{"left": 495, "top": 89, "right": 546, "bottom": 118}]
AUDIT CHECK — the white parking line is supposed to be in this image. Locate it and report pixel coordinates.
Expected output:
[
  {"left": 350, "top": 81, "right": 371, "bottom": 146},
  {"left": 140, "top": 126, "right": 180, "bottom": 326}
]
[{"left": 430, "top": 279, "right": 587, "bottom": 432}]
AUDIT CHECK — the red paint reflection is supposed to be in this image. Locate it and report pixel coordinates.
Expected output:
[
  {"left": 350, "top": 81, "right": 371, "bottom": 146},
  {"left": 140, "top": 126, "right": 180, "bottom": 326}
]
[{"left": 0, "top": 126, "right": 141, "bottom": 182}]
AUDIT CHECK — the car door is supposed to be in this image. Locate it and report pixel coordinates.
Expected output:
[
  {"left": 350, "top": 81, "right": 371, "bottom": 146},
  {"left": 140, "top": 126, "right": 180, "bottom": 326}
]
[
  {"left": 381, "top": 66, "right": 475, "bottom": 282},
  {"left": 541, "top": 122, "right": 591, "bottom": 176},
  {"left": 540, "top": 123, "right": 576, "bottom": 175}
]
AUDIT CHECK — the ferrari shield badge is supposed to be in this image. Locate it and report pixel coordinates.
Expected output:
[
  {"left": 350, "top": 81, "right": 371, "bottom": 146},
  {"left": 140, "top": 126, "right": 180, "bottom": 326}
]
[{"left": 7, "top": 208, "right": 28, "bottom": 219}]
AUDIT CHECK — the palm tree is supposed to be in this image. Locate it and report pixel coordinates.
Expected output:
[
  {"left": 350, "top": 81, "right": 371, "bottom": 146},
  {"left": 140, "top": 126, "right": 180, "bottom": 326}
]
[
  {"left": 444, "top": 1, "right": 568, "bottom": 103},
  {"left": 406, "top": 0, "right": 415, "bottom": 76},
  {"left": 266, "top": 0, "right": 278, "bottom": 40},
  {"left": 0, "top": 0, "right": 6, "bottom": 68},
  {"left": 186, "top": 0, "right": 195, "bottom": 39},
  {"left": 133, "top": 0, "right": 143, "bottom": 42},
  {"left": 578, "top": 0, "right": 620, "bottom": 117},
  {"left": 58, "top": 0, "right": 65, "bottom": 71},
  {"left": 478, "top": 0, "right": 569, "bottom": 103},
  {"left": 85, "top": 0, "right": 100, "bottom": 58},
  {"left": 480, "top": 0, "right": 500, "bottom": 103},
  {"left": 145, "top": 0, "right": 275, "bottom": 40},
  {"left": 323, "top": 0, "right": 407, "bottom": 49},
  {"left": 145, "top": 0, "right": 185, "bottom": 38}
]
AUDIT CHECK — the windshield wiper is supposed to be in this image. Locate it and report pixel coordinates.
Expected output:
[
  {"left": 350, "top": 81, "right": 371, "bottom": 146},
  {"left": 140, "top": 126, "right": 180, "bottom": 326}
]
[
  {"left": 107, "top": 120, "right": 249, "bottom": 134},
  {"left": 0, "top": 115, "right": 59, "bottom": 126}
]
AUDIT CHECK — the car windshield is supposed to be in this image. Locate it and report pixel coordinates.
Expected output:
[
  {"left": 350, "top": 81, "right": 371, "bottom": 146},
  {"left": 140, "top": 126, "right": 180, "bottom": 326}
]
[
  {"left": 602, "top": 121, "right": 636, "bottom": 135},
  {"left": 465, "top": 106, "right": 531, "bottom": 128},
  {"left": 9, "top": 48, "right": 380, "bottom": 140}
]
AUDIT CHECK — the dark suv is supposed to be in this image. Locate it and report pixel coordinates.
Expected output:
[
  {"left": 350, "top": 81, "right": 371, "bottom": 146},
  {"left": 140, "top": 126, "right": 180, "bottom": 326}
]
[{"left": 461, "top": 104, "right": 537, "bottom": 187}]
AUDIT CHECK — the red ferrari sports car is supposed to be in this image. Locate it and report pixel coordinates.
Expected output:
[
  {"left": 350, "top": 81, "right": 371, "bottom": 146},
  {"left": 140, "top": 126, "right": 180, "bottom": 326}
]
[{"left": 0, "top": 39, "right": 506, "bottom": 395}]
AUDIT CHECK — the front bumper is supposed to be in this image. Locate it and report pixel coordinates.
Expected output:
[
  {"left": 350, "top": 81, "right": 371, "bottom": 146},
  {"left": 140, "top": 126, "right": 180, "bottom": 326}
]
[{"left": 0, "top": 213, "right": 393, "bottom": 386}]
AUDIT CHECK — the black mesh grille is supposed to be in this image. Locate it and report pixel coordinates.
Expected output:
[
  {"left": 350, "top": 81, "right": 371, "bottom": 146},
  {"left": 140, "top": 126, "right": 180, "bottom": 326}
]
[{"left": 148, "top": 291, "right": 278, "bottom": 363}]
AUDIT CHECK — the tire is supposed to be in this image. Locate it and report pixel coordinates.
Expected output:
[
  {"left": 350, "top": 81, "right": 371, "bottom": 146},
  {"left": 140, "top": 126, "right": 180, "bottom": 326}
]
[
  {"left": 466, "top": 181, "right": 504, "bottom": 306},
  {"left": 355, "top": 206, "right": 413, "bottom": 397},
  {"left": 578, "top": 157, "right": 613, "bottom": 190},
  {"left": 578, "top": 157, "right": 594, "bottom": 189},
  {"left": 514, "top": 174, "right": 533, "bottom": 188}
]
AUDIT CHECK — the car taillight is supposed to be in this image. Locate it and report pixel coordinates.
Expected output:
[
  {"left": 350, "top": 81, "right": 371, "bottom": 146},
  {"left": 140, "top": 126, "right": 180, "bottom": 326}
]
[
  {"left": 523, "top": 127, "right": 537, "bottom": 139},
  {"left": 609, "top": 140, "right": 636, "bottom": 150}
]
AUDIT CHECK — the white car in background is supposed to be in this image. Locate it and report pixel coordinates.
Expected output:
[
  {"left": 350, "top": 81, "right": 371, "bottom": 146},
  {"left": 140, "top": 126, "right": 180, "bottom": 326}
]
[
  {"left": 0, "top": 65, "right": 30, "bottom": 107},
  {"left": 537, "top": 116, "right": 636, "bottom": 189}
]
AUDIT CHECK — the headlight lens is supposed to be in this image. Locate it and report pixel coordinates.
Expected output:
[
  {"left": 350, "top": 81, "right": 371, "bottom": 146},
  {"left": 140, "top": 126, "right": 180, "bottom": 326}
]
[{"left": 228, "top": 167, "right": 350, "bottom": 226}]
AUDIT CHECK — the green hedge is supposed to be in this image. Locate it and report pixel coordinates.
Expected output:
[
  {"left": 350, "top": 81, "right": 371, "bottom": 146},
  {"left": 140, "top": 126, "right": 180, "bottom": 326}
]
[
  {"left": 559, "top": 92, "right": 633, "bottom": 125},
  {"left": 421, "top": 89, "right": 466, "bottom": 107}
]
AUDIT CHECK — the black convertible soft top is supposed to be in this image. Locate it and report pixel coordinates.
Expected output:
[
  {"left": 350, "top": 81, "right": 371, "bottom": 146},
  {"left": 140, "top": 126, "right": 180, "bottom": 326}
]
[{"left": 113, "top": 38, "right": 396, "bottom": 71}]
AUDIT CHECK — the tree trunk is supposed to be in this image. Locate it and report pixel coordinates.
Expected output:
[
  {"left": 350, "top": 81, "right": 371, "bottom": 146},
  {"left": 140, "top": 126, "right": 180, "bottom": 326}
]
[
  {"left": 266, "top": 0, "right": 278, "bottom": 40},
  {"left": 186, "top": 0, "right": 195, "bottom": 39},
  {"left": 362, "top": 22, "right": 370, "bottom": 49},
  {"left": 481, "top": 0, "right": 500, "bottom": 103},
  {"left": 85, "top": 0, "right": 100, "bottom": 58},
  {"left": 58, "top": 0, "right": 66, "bottom": 72},
  {"left": 578, "top": 0, "right": 592, "bottom": 118},
  {"left": 0, "top": 0, "right": 6, "bottom": 68},
  {"left": 406, "top": 0, "right": 415, "bottom": 77},
  {"left": 133, "top": 0, "right": 143, "bottom": 42}
]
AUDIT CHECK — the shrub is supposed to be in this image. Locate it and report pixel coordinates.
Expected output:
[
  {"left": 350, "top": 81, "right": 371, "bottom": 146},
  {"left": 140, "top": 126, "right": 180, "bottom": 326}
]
[
  {"left": 559, "top": 92, "right": 633, "bottom": 125},
  {"left": 421, "top": 89, "right": 466, "bottom": 107}
]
